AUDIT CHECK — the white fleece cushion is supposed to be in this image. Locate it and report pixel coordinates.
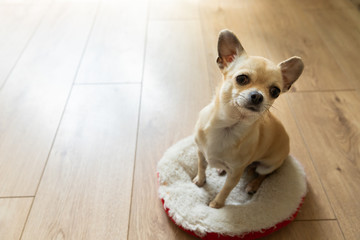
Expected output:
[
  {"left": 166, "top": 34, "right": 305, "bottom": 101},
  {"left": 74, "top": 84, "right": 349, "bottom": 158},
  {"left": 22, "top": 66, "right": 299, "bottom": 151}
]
[{"left": 158, "top": 136, "right": 307, "bottom": 238}]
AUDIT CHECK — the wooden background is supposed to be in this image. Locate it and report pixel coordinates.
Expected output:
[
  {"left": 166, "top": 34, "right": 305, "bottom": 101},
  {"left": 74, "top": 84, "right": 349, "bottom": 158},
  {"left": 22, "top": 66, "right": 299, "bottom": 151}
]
[{"left": 0, "top": 0, "right": 359, "bottom": 239}]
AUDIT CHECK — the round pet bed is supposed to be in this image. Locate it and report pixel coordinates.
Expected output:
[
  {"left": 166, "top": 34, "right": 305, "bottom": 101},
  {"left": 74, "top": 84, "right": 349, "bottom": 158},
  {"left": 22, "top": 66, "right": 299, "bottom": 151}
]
[{"left": 157, "top": 136, "right": 307, "bottom": 240}]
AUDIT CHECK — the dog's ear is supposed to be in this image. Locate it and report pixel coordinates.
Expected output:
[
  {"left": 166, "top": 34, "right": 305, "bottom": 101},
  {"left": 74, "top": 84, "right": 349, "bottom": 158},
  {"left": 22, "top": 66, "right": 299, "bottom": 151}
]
[
  {"left": 278, "top": 56, "right": 304, "bottom": 92},
  {"left": 217, "top": 29, "right": 246, "bottom": 70}
]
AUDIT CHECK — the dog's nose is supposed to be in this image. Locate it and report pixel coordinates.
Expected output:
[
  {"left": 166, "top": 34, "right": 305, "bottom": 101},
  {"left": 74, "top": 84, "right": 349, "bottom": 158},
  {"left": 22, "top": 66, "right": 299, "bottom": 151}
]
[{"left": 250, "top": 92, "right": 263, "bottom": 105}]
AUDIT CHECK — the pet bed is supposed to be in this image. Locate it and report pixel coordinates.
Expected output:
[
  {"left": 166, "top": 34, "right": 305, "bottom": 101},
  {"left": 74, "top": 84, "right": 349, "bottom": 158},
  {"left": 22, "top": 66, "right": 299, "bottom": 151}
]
[{"left": 157, "top": 136, "right": 307, "bottom": 240}]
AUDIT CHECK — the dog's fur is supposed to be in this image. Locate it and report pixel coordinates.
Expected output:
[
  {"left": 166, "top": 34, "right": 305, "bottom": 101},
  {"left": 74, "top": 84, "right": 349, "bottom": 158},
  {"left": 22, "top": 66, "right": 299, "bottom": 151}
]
[{"left": 193, "top": 30, "right": 304, "bottom": 208}]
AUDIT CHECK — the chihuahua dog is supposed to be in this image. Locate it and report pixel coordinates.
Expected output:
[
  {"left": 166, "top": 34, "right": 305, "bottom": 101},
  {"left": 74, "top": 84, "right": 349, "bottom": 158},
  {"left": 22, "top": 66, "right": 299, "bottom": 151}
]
[{"left": 193, "top": 29, "right": 304, "bottom": 208}]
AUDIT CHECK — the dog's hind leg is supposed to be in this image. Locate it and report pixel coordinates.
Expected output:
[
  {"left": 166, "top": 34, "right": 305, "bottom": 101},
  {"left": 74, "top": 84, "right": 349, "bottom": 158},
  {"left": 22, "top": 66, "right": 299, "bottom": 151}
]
[
  {"left": 245, "top": 173, "right": 267, "bottom": 195},
  {"left": 245, "top": 159, "right": 284, "bottom": 195}
]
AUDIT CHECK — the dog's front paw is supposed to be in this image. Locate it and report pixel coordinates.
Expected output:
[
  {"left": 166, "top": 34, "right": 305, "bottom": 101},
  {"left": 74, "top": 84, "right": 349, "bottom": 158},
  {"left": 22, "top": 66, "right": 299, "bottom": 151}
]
[
  {"left": 192, "top": 175, "right": 206, "bottom": 187},
  {"left": 209, "top": 199, "right": 224, "bottom": 209}
]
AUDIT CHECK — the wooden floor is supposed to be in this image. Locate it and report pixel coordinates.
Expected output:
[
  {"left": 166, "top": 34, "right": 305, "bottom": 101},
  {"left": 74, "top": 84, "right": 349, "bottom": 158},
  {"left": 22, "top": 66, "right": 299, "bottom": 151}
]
[{"left": 0, "top": 0, "right": 359, "bottom": 239}]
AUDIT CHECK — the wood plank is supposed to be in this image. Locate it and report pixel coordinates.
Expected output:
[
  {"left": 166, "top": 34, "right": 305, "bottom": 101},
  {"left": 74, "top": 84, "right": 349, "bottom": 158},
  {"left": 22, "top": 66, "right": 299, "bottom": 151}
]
[
  {"left": 128, "top": 21, "right": 211, "bottom": 240},
  {"left": 0, "top": 4, "right": 45, "bottom": 87},
  {"left": 0, "top": 198, "right": 33, "bottom": 240},
  {"left": 150, "top": 0, "right": 199, "bottom": 20},
  {"left": 265, "top": 220, "right": 344, "bottom": 240},
  {"left": 259, "top": 0, "right": 354, "bottom": 10},
  {"left": 246, "top": 0, "right": 354, "bottom": 91},
  {"left": 199, "top": 0, "right": 273, "bottom": 92},
  {"left": 21, "top": 84, "right": 140, "bottom": 240},
  {"left": 272, "top": 96, "right": 335, "bottom": 220},
  {"left": 199, "top": 0, "right": 355, "bottom": 92},
  {"left": 0, "top": 0, "right": 39, "bottom": 4},
  {"left": 308, "top": 9, "right": 360, "bottom": 90},
  {"left": 287, "top": 91, "right": 360, "bottom": 240},
  {"left": 75, "top": 0, "right": 148, "bottom": 84},
  {"left": 198, "top": 0, "right": 226, "bottom": 92},
  {"left": 0, "top": 2, "right": 98, "bottom": 197}
]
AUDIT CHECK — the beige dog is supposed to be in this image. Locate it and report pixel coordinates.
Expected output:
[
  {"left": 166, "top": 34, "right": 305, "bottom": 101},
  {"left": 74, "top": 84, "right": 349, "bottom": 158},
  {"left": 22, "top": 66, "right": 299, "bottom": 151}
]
[{"left": 193, "top": 29, "right": 304, "bottom": 208}]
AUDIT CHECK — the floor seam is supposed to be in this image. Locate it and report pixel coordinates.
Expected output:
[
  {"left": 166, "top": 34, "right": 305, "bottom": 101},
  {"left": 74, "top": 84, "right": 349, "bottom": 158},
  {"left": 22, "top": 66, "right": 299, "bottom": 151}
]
[
  {"left": 17, "top": 1, "right": 102, "bottom": 239},
  {"left": 126, "top": 0, "right": 150, "bottom": 239},
  {"left": 284, "top": 95, "right": 346, "bottom": 240},
  {"left": 0, "top": 196, "right": 34, "bottom": 199},
  {"left": 0, "top": 2, "right": 52, "bottom": 91}
]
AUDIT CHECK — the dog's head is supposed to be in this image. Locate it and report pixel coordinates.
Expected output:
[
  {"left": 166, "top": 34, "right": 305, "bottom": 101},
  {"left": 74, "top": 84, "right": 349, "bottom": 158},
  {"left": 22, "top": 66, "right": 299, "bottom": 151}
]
[{"left": 216, "top": 29, "right": 304, "bottom": 121}]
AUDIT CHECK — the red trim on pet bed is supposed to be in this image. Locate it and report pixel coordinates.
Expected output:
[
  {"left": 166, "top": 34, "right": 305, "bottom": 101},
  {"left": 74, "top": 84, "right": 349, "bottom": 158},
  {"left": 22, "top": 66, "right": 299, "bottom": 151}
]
[
  {"left": 158, "top": 170, "right": 304, "bottom": 240},
  {"left": 161, "top": 197, "right": 304, "bottom": 240}
]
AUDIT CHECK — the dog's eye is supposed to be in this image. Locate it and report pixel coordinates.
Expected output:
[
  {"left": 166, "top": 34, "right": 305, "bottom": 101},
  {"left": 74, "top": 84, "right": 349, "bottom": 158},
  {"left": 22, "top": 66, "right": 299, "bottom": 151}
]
[
  {"left": 236, "top": 75, "right": 250, "bottom": 85},
  {"left": 270, "top": 86, "right": 280, "bottom": 98}
]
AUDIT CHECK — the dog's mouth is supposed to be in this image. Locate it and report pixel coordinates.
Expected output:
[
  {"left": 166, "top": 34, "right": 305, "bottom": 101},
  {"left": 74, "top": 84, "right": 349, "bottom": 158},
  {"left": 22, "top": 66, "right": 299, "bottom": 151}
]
[
  {"left": 245, "top": 105, "right": 261, "bottom": 112},
  {"left": 234, "top": 101, "right": 262, "bottom": 113}
]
